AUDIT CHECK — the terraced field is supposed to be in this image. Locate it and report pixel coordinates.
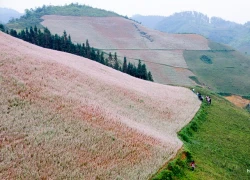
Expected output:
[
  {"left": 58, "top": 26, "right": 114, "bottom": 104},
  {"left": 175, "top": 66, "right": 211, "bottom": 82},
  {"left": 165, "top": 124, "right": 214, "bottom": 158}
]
[{"left": 41, "top": 15, "right": 210, "bottom": 86}]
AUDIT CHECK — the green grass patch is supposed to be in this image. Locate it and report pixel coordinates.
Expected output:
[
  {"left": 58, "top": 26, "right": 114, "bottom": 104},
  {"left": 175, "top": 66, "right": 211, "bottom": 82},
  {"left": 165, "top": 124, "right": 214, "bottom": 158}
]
[
  {"left": 184, "top": 48, "right": 250, "bottom": 96},
  {"left": 152, "top": 87, "right": 250, "bottom": 179}
]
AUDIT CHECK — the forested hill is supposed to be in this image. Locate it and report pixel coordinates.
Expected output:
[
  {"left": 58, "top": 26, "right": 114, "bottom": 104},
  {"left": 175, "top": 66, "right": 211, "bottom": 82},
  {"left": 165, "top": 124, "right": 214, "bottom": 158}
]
[
  {"left": 6, "top": 3, "right": 121, "bottom": 29},
  {"left": 132, "top": 11, "right": 250, "bottom": 54}
]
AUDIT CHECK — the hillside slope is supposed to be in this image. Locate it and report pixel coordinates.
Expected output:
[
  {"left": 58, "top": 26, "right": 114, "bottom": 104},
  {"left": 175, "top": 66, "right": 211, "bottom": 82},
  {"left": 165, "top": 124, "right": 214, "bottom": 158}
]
[
  {"left": 41, "top": 15, "right": 210, "bottom": 86},
  {"left": 0, "top": 32, "right": 201, "bottom": 179}
]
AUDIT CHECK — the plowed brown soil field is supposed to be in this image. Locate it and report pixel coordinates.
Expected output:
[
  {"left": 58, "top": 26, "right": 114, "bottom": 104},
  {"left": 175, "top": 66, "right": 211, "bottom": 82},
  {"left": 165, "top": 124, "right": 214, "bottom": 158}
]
[
  {"left": 225, "top": 95, "right": 250, "bottom": 108},
  {"left": 41, "top": 15, "right": 210, "bottom": 86},
  {"left": 0, "top": 32, "right": 201, "bottom": 179}
]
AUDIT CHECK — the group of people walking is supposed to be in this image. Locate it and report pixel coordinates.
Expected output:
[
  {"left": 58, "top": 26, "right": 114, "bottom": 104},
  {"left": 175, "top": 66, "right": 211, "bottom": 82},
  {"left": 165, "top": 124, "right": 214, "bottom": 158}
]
[
  {"left": 192, "top": 89, "right": 211, "bottom": 104},
  {"left": 205, "top": 95, "right": 211, "bottom": 104},
  {"left": 188, "top": 88, "right": 213, "bottom": 172}
]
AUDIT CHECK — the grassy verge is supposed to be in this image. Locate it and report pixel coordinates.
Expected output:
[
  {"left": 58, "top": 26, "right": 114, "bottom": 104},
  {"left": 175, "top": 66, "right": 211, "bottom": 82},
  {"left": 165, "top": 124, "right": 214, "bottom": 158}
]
[{"left": 152, "top": 87, "right": 250, "bottom": 179}]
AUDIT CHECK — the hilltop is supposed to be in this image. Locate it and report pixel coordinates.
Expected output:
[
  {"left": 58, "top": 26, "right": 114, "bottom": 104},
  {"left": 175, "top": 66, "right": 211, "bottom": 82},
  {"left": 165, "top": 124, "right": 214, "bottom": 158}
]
[
  {"left": 0, "top": 8, "right": 22, "bottom": 24},
  {"left": 6, "top": 3, "right": 121, "bottom": 29},
  {"left": 132, "top": 12, "right": 250, "bottom": 54},
  {"left": 0, "top": 32, "right": 201, "bottom": 179}
]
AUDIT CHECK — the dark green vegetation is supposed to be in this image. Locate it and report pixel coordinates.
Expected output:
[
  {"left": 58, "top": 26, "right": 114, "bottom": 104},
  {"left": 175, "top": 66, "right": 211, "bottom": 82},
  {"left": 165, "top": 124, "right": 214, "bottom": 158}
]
[
  {"left": 132, "top": 12, "right": 250, "bottom": 54},
  {"left": 188, "top": 76, "right": 202, "bottom": 85},
  {"left": 6, "top": 3, "right": 121, "bottom": 29},
  {"left": 0, "top": 8, "right": 22, "bottom": 24},
  {"left": 2, "top": 25, "right": 153, "bottom": 82},
  {"left": 200, "top": 55, "right": 212, "bottom": 64},
  {"left": 152, "top": 87, "right": 250, "bottom": 180},
  {"left": 184, "top": 42, "right": 250, "bottom": 96}
]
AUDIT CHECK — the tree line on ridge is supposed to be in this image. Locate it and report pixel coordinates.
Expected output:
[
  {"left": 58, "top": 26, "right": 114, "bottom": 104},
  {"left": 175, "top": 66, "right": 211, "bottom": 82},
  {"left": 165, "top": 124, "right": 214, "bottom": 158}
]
[{"left": 0, "top": 24, "right": 153, "bottom": 81}]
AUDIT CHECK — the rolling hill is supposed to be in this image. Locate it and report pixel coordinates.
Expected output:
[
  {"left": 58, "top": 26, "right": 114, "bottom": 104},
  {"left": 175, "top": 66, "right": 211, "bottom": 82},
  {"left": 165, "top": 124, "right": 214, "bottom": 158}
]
[
  {"left": 40, "top": 14, "right": 250, "bottom": 96},
  {"left": 0, "top": 32, "right": 201, "bottom": 179},
  {"left": 41, "top": 15, "right": 210, "bottom": 87}
]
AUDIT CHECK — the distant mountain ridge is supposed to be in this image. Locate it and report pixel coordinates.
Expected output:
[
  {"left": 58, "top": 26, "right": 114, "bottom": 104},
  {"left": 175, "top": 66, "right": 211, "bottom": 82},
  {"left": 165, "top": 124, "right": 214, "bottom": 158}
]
[
  {"left": 0, "top": 7, "right": 22, "bottom": 24},
  {"left": 131, "top": 14, "right": 165, "bottom": 29},
  {"left": 131, "top": 12, "right": 250, "bottom": 54}
]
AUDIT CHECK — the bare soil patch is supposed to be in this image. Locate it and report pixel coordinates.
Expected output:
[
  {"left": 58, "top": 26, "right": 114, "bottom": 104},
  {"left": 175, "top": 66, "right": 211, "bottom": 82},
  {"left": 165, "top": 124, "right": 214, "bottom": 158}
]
[{"left": 225, "top": 95, "right": 250, "bottom": 108}]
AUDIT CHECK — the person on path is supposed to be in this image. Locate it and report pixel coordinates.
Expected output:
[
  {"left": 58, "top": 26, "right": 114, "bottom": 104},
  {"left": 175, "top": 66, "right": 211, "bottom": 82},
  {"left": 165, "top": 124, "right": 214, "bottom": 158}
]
[{"left": 190, "top": 160, "right": 196, "bottom": 171}]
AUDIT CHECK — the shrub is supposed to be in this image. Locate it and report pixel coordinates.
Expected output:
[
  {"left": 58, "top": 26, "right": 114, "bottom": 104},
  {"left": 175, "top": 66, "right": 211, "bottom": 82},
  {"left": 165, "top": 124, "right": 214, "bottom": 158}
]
[
  {"left": 190, "top": 121, "right": 198, "bottom": 132},
  {"left": 156, "top": 170, "right": 173, "bottom": 180},
  {"left": 200, "top": 55, "right": 212, "bottom": 64},
  {"left": 185, "top": 150, "right": 193, "bottom": 161},
  {"left": 179, "top": 132, "right": 190, "bottom": 142}
]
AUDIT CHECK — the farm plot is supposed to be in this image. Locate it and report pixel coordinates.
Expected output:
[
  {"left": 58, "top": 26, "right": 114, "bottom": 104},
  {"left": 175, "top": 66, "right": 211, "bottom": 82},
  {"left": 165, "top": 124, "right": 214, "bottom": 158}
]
[
  {"left": 0, "top": 32, "right": 201, "bottom": 179},
  {"left": 41, "top": 15, "right": 210, "bottom": 86}
]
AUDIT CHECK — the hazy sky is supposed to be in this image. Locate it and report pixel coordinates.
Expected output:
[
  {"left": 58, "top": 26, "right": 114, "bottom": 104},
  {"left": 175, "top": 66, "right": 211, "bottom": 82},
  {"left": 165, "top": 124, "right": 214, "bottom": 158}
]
[{"left": 0, "top": 0, "right": 249, "bottom": 24}]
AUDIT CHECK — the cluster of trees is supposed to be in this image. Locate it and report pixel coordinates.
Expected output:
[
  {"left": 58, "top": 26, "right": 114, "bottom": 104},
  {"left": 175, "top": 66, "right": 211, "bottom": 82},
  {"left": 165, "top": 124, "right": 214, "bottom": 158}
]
[{"left": 2, "top": 25, "right": 153, "bottom": 81}]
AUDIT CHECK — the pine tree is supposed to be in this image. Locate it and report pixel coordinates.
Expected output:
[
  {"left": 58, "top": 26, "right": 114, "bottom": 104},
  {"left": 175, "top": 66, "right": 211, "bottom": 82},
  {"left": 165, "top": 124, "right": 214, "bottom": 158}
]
[
  {"left": 53, "top": 34, "right": 60, "bottom": 50},
  {"left": 137, "top": 60, "right": 142, "bottom": 78},
  {"left": 114, "top": 52, "right": 119, "bottom": 70},
  {"left": 19, "top": 30, "right": 26, "bottom": 40},
  {"left": 90, "top": 47, "right": 96, "bottom": 61},
  {"left": 37, "top": 29, "right": 43, "bottom": 46},
  {"left": 75, "top": 43, "right": 81, "bottom": 56},
  {"left": 86, "top": 39, "right": 91, "bottom": 59},
  {"left": 81, "top": 43, "right": 86, "bottom": 57},
  {"left": 0, "top": 24, "right": 5, "bottom": 32},
  {"left": 122, "top": 57, "right": 128, "bottom": 73},
  {"left": 100, "top": 52, "right": 105, "bottom": 64},
  {"left": 148, "top": 71, "right": 154, "bottom": 81},
  {"left": 44, "top": 27, "right": 52, "bottom": 48},
  {"left": 96, "top": 50, "right": 100, "bottom": 62},
  {"left": 29, "top": 26, "right": 35, "bottom": 44},
  {"left": 67, "top": 34, "right": 72, "bottom": 53},
  {"left": 141, "top": 64, "right": 148, "bottom": 80},
  {"left": 25, "top": 27, "right": 30, "bottom": 41},
  {"left": 34, "top": 25, "right": 38, "bottom": 45},
  {"left": 10, "top": 29, "right": 17, "bottom": 37},
  {"left": 62, "top": 30, "right": 68, "bottom": 51},
  {"left": 108, "top": 52, "right": 113, "bottom": 67}
]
